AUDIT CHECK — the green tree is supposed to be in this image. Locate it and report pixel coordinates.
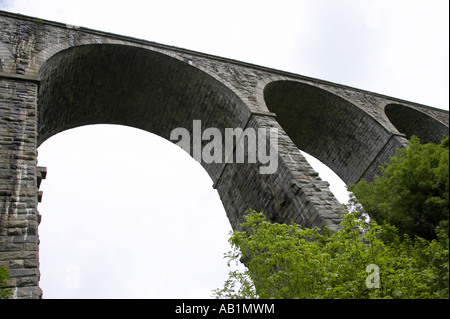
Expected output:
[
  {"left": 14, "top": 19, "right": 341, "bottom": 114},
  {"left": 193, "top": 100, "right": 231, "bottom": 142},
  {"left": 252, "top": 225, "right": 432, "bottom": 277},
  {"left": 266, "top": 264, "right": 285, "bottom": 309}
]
[
  {"left": 214, "top": 136, "right": 449, "bottom": 299},
  {"left": 0, "top": 265, "right": 13, "bottom": 299},
  {"left": 349, "top": 136, "right": 449, "bottom": 240},
  {"left": 213, "top": 210, "right": 449, "bottom": 299}
]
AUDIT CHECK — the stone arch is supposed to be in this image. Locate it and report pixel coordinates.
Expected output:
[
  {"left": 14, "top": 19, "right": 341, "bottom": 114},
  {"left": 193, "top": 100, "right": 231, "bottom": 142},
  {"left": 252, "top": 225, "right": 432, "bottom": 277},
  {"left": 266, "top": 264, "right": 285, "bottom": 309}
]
[
  {"left": 37, "top": 43, "right": 250, "bottom": 185},
  {"left": 37, "top": 44, "right": 345, "bottom": 232},
  {"left": 385, "top": 103, "right": 449, "bottom": 144},
  {"left": 263, "top": 80, "right": 393, "bottom": 185}
]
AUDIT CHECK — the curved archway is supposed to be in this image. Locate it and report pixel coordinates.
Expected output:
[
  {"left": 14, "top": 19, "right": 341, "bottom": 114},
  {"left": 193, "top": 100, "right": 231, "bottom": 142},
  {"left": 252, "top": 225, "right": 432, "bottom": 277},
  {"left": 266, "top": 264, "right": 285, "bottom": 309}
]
[
  {"left": 38, "top": 44, "right": 249, "bottom": 183},
  {"left": 37, "top": 43, "right": 252, "bottom": 296},
  {"left": 263, "top": 80, "right": 392, "bottom": 185},
  {"left": 37, "top": 124, "right": 232, "bottom": 298},
  {"left": 385, "top": 103, "right": 449, "bottom": 144},
  {"left": 34, "top": 44, "right": 261, "bottom": 296}
]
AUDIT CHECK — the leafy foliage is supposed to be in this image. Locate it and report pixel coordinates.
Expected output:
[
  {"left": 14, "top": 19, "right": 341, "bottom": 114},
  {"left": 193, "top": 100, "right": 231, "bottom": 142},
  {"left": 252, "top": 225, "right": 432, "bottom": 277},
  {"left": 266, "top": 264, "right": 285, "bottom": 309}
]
[
  {"left": 214, "top": 136, "right": 449, "bottom": 299},
  {"left": 0, "top": 264, "right": 12, "bottom": 299},
  {"left": 0, "top": 240, "right": 13, "bottom": 299},
  {"left": 348, "top": 136, "right": 449, "bottom": 240},
  {"left": 213, "top": 210, "right": 449, "bottom": 299}
]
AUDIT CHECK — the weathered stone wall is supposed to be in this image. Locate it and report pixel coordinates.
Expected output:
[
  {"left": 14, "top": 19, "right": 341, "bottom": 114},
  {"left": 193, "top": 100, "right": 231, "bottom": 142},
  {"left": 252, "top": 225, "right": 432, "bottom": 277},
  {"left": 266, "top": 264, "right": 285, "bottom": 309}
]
[
  {"left": 0, "top": 10, "right": 448, "bottom": 298},
  {"left": 0, "top": 77, "right": 42, "bottom": 298},
  {"left": 215, "top": 113, "right": 343, "bottom": 230}
]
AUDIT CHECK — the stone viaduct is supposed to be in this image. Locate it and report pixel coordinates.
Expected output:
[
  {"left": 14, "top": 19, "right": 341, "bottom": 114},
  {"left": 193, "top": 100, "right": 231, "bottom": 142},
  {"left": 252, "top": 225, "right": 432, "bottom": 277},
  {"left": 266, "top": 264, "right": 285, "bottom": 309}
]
[{"left": 0, "top": 10, "right": 448, "bottom": 298}]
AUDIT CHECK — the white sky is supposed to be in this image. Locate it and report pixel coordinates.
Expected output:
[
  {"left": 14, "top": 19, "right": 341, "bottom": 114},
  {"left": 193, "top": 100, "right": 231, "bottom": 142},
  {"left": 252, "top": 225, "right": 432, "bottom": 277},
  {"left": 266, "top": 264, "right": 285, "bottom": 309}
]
[{"left": 1, "top": 0, "right": 448, "bottom": 299}]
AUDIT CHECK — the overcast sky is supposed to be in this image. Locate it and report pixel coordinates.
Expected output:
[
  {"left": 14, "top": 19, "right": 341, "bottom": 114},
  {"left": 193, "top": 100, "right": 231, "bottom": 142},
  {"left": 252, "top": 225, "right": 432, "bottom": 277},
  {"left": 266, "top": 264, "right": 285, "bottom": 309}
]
[{"left": 1, "top": 0, "right": 448, "bottom": 299}]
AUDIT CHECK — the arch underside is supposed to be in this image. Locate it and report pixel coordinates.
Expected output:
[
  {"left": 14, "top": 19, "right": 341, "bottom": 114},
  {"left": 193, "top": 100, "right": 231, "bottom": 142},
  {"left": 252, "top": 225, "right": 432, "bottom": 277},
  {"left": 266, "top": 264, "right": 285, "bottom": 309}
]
[
  {"left": 263, "top": 81, "right": 449, "bottom": 186},
  {"left": 263, "top": 81, "right": 393, "bottom": 185},
  {"left": 385, "top": 103, "right": 449, "bottom": 144},
  {"left": 38, "top": 44, "right": 250, "bottom": 185}
]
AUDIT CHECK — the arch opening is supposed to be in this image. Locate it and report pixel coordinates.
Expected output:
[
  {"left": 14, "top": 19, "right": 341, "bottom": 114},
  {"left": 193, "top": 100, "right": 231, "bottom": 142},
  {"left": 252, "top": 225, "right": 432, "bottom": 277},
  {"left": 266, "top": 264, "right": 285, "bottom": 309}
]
[
  {"left": 37, "top": 124, "right": 233, "bottom": 298},
  {"left": 35, "top": 44, "right": 253, "bottom": 297},
  {"left": 300, "top": 150, "right": 350, "bottom": 204},
  {"left": 385, "top": 103, "right": 449, "bottom": 144},
  {"left": 263, "top": 80, "right": 391, "bottom": 185}
]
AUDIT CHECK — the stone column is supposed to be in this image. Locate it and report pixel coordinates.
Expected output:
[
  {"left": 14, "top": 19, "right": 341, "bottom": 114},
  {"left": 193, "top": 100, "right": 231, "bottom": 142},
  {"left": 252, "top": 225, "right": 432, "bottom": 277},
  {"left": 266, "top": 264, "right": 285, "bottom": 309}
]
[
  {"left": 358, "top": 133, "right": 409, "bottom": 183},
  {"left": 0, "top": 74, "right": 42, "bottom": 299},
  {"left": 214, "top": 112, "right": 344, "bottom": 231}
]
